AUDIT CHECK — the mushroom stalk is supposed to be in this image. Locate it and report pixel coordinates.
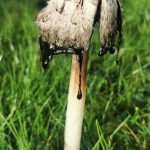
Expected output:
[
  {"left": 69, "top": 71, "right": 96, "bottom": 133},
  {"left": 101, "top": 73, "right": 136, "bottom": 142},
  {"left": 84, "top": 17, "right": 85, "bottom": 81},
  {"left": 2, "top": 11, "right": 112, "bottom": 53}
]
[{"left": 64, "top": 52, "right": 88, "bottom": 150}]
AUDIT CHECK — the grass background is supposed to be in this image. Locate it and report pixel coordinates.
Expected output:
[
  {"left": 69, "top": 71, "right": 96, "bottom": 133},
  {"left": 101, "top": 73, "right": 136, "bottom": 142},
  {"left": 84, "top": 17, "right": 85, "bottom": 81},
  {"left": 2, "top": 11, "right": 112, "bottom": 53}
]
[{"left": 0, "top": 0, "right": 150, "bottom": 149}]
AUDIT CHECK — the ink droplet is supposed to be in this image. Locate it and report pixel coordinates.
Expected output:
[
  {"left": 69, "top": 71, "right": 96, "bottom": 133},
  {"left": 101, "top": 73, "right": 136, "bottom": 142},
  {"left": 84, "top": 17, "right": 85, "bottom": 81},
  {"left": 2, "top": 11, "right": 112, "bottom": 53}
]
[
  {"left": 77, "top": 88, "right": 82, "bottom": 100},
  {"left": 42, "top": 58, "right": 49, "bottom": 69},
  {"left": 76, "top": 53, "right": 83, "bottom": 100},
  {"left": 98, "top": 48, "right": 107, "bottom": 56}
]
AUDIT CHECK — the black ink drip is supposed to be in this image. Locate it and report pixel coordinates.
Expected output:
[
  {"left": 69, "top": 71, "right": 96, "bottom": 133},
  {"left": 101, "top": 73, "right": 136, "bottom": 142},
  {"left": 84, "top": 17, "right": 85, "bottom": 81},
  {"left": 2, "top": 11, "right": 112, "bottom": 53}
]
[
  {"left": 98, "top": 46, "right": 115, "bottom": 56},
  {"left": 98, "top": 46, "right": 108, "bottom": 56},
  {"left": 39, "top": 36, "right": 53, "bottom": 69},
  {"left": 76, "top": 54, "right": 83, "bottom": 100}
]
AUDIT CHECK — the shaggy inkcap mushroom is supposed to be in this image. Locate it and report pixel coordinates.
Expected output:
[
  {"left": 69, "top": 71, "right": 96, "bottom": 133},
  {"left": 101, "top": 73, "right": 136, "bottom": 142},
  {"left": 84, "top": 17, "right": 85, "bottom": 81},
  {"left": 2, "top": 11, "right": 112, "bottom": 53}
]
[
  {"left": 35, "top": 1, "right": 123, "bottom": 148},
  {"left": 35, "top": 0, "right": 122, "bottom": 99},
  {"left": 98, "top": 0, "right": 122, "bottom": 62}
]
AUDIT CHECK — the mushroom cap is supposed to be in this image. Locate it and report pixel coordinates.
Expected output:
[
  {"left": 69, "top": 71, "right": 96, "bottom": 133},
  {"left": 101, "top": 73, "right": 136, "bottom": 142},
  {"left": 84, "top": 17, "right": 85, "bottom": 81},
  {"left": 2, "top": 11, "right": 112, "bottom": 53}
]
[{"left": 35, "top": 0, "right": 99, "bottom": 53}]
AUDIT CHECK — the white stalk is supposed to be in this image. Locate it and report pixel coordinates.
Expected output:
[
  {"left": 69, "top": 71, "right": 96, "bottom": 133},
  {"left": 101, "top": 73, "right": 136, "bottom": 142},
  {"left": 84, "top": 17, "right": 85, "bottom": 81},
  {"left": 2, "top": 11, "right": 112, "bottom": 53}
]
[{"left": 64, "top": 52, "right": 88, "bottom": 150}]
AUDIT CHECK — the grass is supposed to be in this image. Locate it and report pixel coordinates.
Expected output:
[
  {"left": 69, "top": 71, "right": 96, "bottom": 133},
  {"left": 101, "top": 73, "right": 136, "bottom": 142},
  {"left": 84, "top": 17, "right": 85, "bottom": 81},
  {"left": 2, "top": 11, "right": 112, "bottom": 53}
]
[{"left": 0, "top": 0, "right": 150, "bottom": 149}]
